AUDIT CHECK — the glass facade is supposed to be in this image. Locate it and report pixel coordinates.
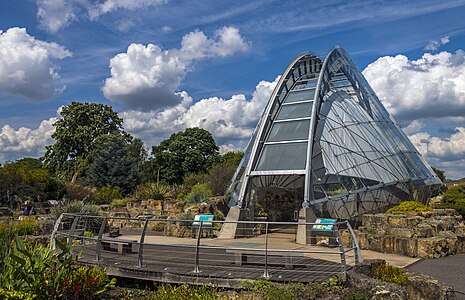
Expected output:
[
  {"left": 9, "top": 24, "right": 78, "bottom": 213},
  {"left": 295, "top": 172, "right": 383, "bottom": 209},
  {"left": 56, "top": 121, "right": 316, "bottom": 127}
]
[{"left": 225, "top": 47, "right": 442, "bottom": 221}]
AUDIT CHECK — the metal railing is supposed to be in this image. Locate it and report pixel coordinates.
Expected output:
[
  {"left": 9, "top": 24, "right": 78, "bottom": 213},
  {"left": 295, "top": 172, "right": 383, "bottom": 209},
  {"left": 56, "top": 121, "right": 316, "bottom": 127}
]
[{"left": 51, "top": 213, "right": 361, "bottom": 283}]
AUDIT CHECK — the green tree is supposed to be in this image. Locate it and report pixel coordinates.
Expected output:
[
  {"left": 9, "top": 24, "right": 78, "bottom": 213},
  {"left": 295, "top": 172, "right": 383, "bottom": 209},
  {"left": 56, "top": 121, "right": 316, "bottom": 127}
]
[
  {"left": 86, "top": 134, "right": 141, "bottom": 194},
  {"left": 432, "top": 167, "right": 447, "bottom": 196},
  {"left": 148, "top": 127, "right": 220, "bottom": 184},
  {"left": 43, "top": 102, "right": 127, "bottom": 182},
  {"left": 0, "top": 158, "right": 65, "bottom": 206}
]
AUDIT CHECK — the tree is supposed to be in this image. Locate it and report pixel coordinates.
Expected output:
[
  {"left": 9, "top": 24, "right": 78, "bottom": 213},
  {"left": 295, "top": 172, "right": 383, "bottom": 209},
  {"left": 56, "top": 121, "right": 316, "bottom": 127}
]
[
  {"left": 43, "top": 102, "right": 127, "bottom": 182},
  {"left": 432, "top": 167, "right": 447, "bottom": 196},
  {"left": 0, "top": 158, "right": 65, "bottom": 206},
  {"left": 148, "top": 127, "right": 220, "bottom": 184},
  {"left": 86, "top": 134, "right": 141, "bottom": 195}
]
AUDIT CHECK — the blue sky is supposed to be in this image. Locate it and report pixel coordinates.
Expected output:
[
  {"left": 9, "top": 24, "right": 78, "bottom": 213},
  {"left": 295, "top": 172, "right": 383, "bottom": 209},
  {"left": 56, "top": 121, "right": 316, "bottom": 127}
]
[{"left": 1, "top": 0, "right": 465, "bottom": 178}]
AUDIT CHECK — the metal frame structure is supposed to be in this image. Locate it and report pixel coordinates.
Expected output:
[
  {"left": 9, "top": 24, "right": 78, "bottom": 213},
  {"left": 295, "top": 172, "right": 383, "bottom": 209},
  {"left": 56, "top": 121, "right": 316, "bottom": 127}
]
[{"left": 225, "top": 47, "right": 442, "bottom": 220}]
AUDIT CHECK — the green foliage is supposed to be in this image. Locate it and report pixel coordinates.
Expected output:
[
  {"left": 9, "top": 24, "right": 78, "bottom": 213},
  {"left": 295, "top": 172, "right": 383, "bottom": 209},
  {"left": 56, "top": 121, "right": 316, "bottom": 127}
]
[
  {"left": 50, "top": 200, "right": 100, "bottom": 220},
  {"left": 64, "top": 183, "right": 95, "bottom": 201},
  {"left": 135, "top": 182, "right": 172, "bottom": 200},
  {"left": 242, "top": 277, "right": 348, "bottom": 300},
  {"left": 184, "top": 184, "right": 212, "bottom": 204},
  {"left": 387, "top": 201, "right": 432, "bottom": 213},
  {"left": 207, "top": 163, "right": 237, "bottom": 196},
  {"left": 0, "top": 158, "right": 66, "bottom": 206},
  {"left": 148, "top": 127, "right": 220, "bottom": 185},
  {"left": 442, "top": 184, "right": 465, "bottom": 204},
  {"left": 117, "top": 285, "right": 218, "bottom": 300},
  {"left": 220, "top": 151, "right": 244, "bottom": 167},
  {"left": 437, "top": 184, "right": 465, "bottom": 218},
  {"left": 13, "top": 218, "right": 40, "bottom": 236},
  {"left": 371, "top": 261, "right": 407, "bottom": 286},
  {"left": 343, "top": 289, "right": 372, "bottom": 300},
  {"left": 94, "top": 185, "right": 122, "bottom": 204},
  {"left": 43, "top": 102, "right": 127, "bottom": 182},
  {"left": 86, "top": 135, "right": 141, "bottom": 195},
  {"left": 110, "top": 199, "right": 128, "bottom": 208},
  {"left": 0, "top": 236, "right": 115, "bottom": 299}
]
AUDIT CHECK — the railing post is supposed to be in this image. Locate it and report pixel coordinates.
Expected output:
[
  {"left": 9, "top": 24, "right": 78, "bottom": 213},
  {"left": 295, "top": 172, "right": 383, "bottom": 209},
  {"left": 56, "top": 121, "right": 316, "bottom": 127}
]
[
  {"left": 50, "top": 213, "right": 64, "bottom": 250},
  {"left": 193, "top": 220, "right": 203, "bottom": 273},
  {"left": 262, "top": 222, "right": 270, "bottom": 278},
  {"left": 95, "top": 217, "right": 107, "bottom": 261},
  {"left": 68, "top": 215, "right": 80, "bottom": 247},
  {"left": 137, "top": 219, "right": 149, "bottom": 268},
  {"left": 81, "top": 215, "right": 88, "bottom": 246},
  {"left": 335, "top": 224, "right": 347, "bottom": 277},
  {"left": 346, "top": 221, "right": 362, "bottom": 264}
]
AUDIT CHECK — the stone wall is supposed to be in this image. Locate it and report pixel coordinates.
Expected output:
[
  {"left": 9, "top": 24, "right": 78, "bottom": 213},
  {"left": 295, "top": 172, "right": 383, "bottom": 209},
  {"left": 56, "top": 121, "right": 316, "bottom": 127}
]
[
  {"left": 357, "top": 209, "right": 465, "bottom": 258},
  {"left": 106, "top": 197, "right": 228, "bottom": 237}
]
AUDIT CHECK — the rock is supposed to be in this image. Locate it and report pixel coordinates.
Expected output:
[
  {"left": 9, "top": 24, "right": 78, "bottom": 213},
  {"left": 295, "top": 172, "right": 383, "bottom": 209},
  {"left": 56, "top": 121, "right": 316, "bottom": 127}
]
[
  {"left": 388, "top": 215, "right": 408, "bottom": 228},
  {"left": 405, "top": 273, "right": 456, "bottom": 300},
  {"left": 407, "top": 216, "right": 424, "bottom": 227},
  {"left": 389, "top": 228, "right": 414, "bottom": 238},
  {"left": 394, "top": 238, "right": 417, "bottom": 257},
  {"left": 413, "top": 223, "right": 435, "bottom": 238},
  {"left": 417, "top": 234, "right": 458, "bottom": 258},
  {"left": 371, "top": 285, "right": 407, "bottom": 300}
]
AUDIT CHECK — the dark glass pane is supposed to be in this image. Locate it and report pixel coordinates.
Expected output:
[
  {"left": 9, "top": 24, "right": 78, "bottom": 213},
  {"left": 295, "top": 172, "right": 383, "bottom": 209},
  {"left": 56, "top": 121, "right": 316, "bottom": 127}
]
[
  {"left": 284, "top": 89, "right": 315, "bottom": 103},
  {"left": 276, "top": 102, "right": 313, "bottom": 120},
  {"left": 256, "top": 142, "right": 308, "bottom": 171},
  {"left": 267, "top": 120, "right": 310, "bottom": 142}
]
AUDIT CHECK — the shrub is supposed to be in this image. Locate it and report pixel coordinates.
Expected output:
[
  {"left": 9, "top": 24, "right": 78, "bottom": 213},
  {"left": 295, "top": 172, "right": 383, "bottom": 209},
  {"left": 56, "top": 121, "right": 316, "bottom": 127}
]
[
  {"left": 343, "top": 289, "right": 372, "bottom": 300},
  {"left": 94, "top": 185, "right": 122, "bottom": 204},
  {"left": 135, "top": 182, "right": 171, "bottom": 200},
  {"left": 14, "top": 218, "right": 39, "bottom": 236},
  {"left": 184, "top": 184, "right": 212, "bottom": 204},
  {"left": 50, "top": 200, "right": 100, "bottom": 220},
  {"left": 371, "top": 261, "right": 407, "bottom": 286},
  {"left": 387, "top": 201, "right": 432, "bottom": 213},
  {"left": 65, "top": 183, "right": 95, "bottom": 201},
  {"left": 0, "top": 237, "right": 115, "bottom": 299},
  {"left": 111, "top": 199, "right": 128, "bottom": 208}
]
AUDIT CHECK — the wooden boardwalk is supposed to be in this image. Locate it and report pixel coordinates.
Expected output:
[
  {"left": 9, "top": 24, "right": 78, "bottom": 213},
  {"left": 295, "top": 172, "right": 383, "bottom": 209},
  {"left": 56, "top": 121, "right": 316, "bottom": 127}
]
[{"left": 75, "top": 241, "right": 344, "bottom": 287}]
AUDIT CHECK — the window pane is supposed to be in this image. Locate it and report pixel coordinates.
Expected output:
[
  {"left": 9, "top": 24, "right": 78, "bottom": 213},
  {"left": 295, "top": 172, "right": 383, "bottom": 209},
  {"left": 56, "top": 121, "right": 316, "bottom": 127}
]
[
  {"left": 276, "top": 102, "right": 313, "bottom": 120},
  {"left": 267, "top": 120, "right": 310, "bottom": 142},
  {"left": 256, "top": 142, "right": 308, "bottom": 171},
  {"left": 284, "top": 89, "right": 315, "bottom": 103}
]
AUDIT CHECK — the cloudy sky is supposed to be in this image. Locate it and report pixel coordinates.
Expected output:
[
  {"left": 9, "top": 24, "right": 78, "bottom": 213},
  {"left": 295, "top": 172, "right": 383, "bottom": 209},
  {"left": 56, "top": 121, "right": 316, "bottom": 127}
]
[{"left": 1, "top": 1, "right": 465, "bottom": 179}]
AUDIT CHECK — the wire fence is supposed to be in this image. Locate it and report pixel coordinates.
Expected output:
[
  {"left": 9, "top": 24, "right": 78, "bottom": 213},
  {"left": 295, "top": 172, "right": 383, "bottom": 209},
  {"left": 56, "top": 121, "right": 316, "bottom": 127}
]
[{"left": 51, "top": 213, "right": 361, "bottom": 283}]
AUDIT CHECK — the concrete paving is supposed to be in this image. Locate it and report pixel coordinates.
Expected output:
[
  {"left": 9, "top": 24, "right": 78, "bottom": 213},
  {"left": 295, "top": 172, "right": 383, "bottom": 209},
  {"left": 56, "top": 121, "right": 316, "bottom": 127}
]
[{"left": 407, "top": 253, "right": 465, "bottom": 299}]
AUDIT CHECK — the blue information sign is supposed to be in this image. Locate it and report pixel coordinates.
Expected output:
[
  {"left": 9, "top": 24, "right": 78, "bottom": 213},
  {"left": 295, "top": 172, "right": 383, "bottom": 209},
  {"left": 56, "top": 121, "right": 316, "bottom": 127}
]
[{"left": 312, "top": 218, "right": 337, "bottom": 231}]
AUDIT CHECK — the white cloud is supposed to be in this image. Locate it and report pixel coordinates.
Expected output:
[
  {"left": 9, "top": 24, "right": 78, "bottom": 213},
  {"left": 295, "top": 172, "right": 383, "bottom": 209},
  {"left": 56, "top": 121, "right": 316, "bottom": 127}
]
[
  {"left": 0, "top": 27, "right": 71, "bottom": 101},
  {"left": 408, "top": 127, "right": 465, "bottom": 178},
  {"left": 35, "top": 0, "right": 167, "bottom": 33},
  {"left": 425, "top": 36, "right": 450, "bottom": 51},
  {"left": 121, "top": 77, "right": 279, "bottom": 147},
  {"left": 363, "top": 50, "right": 465, "bottom": 122},
  {"left": 402, "top": 120, "right": 424, "bottom": 135},
  {"left": 103, "top": 27, "right": 249, "bottom": 110},
  {"left": 0, "top": 118, "right": 57, "bottom": 161}
]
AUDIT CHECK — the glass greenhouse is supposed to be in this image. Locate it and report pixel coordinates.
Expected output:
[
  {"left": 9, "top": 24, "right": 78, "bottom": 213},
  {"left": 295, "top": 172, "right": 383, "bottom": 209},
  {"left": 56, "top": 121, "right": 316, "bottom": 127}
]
[{"left": 223, "top": 47, "right": 442, "bottom": 227}]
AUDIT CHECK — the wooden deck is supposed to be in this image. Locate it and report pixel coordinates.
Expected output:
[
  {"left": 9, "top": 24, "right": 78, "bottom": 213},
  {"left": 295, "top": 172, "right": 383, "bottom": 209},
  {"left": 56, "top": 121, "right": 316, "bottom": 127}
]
[{"left": 74, "top": 240, "right": 345, "bottom": 287}]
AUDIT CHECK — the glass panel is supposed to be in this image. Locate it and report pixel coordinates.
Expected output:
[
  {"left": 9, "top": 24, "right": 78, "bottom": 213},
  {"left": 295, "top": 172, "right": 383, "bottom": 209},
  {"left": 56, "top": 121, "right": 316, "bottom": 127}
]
[
  {"left": 256, "top": 142, "right": 308, "bottom": 171},
  {"left": 267, "top": 120, "right": 310, "bottom": 142},
  {"left": 284, "top": 89, "right": 315, "bottom": 103},
  {"left": 276, "top": 102, "right": 313, "bottom": 120},
  {"left": 294, "top": 78, "right": 317, "bottom": 90}
]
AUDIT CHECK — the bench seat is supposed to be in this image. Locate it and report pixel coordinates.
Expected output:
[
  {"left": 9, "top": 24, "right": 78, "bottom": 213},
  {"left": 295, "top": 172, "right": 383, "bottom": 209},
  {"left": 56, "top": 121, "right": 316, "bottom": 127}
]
[{"left": 226, "top": 249, "right": 305, "bottom": 269}]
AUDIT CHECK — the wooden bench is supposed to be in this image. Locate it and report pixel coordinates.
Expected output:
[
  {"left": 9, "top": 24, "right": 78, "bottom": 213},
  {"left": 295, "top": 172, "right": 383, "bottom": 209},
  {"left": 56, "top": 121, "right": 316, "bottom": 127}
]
[
  {"left": 101, "top": 238, "right": 138, "bottom": 254},
  {"left": 226, "top": 249, "right": 305, "bottom": 269}
]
